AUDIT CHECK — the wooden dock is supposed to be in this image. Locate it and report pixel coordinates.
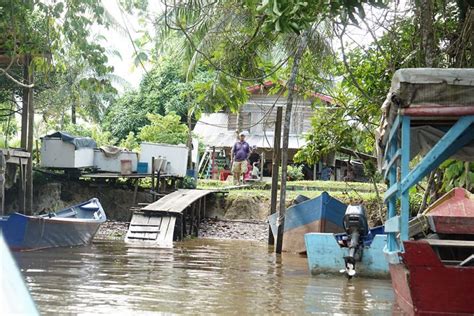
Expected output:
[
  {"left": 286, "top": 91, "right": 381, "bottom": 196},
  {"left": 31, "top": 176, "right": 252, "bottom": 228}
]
[{"left": 125, "top": 189, "right": 215, "bottom": 247}]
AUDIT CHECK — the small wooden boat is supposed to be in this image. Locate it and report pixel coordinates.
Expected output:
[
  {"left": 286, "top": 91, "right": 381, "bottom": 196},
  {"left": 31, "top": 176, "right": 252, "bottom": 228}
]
[
  {"left": 305, "top": 226, "right": 389, "bottom": 278},
  {"left": 0, "top": 198, "right": 106, "bottom": 251},
  {"left": 268, "top": 192, "right": 347, "bottom": 253}
]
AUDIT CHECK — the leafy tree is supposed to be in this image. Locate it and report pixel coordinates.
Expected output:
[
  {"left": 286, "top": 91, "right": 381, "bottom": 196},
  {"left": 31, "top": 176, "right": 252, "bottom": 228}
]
[
  {"left": 138, "top": 112, "right": 189, "bottom": 145},
  {"left": 102, "top": 91, "right": 147, "bottom": 140},
  {"left": 439, "top": 160, "right": 474, "bottom": 193},
  {"left": 0, "top": 0, "right": 114, "bottom": 88}
]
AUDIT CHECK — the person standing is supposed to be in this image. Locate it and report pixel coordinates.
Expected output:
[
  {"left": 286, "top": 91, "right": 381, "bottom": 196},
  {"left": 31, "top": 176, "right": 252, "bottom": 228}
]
[{"left": 231, "top": 132, "right": 250, "bottom": 185}]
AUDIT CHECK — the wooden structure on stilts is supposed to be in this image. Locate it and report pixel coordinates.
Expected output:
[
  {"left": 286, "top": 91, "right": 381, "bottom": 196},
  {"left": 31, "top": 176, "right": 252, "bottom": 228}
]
[
  {"left": 125, "top": 189, "right": 215, "bottom": 248},
  {"left": 0, "top": 52, "right": 36, "bottom": 215},
  {"left": 0, "top": 149, "right": 31, "bottom": 216}
]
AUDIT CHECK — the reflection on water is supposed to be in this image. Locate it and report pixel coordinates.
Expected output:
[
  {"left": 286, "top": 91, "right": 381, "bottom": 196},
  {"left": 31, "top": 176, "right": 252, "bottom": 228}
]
[{"left": 15, "top": 239, "right": 394, "bottom": 314}]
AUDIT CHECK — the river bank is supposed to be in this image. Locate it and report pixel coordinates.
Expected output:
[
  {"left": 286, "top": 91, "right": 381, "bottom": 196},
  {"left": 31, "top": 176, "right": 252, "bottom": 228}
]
[{"left": 94, "top": 218, "right": 269, "bottom": 242}]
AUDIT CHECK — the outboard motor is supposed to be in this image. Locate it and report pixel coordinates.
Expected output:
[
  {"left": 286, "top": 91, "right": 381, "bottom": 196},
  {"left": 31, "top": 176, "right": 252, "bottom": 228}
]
[{"left": 340, "top": 205, "right": 369, "bottom": 278}]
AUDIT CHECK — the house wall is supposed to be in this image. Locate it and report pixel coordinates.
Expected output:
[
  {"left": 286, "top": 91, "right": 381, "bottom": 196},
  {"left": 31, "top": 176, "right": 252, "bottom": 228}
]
[{"left": 227, "top": 94, "right": 314, "bottom": 135}]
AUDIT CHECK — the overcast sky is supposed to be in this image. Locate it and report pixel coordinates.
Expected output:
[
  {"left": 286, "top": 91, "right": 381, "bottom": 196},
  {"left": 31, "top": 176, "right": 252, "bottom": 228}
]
[
  {"left": 98, "top": 1, "right": 408, "bottom": 94},
  {"left": 98, "top": 1, "right": 152, "bottom": 91}
]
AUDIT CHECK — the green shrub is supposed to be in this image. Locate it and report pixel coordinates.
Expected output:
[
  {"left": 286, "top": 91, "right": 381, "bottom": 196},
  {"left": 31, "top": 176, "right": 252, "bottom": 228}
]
[
  {"left": 138, "top": 112, "right": 188, "bottom": 145},
  {"left": 282, "top": 165, "right": 304, "bottom": 181}
]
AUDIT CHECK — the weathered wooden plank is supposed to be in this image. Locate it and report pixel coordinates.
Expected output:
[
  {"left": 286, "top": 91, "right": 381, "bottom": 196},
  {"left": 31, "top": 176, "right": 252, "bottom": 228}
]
[
  {"left": 130, "top": 226, "right": 160, "bottom": 233},
  {"left": 126, "top": 233, "right": 158, "bottom": 240},
  {"left": 154, "top": 216, "right": 176, "bottom": 247},
  {"left": 408, "top": 215, "right": 429, "bottom": 237},
  {"left": 142, "top": 189, "right": 214, "bottom": 214}
]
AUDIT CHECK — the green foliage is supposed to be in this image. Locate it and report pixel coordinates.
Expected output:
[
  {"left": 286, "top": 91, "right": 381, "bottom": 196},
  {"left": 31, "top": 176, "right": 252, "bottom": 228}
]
[
  {"left": 61, "top": 124, "right": 115, "bottom": 147},
  {"left": 1, "top": 0, "right": 113, "bottom": 83},
  {"left": 439, "top": 160, "right": 474, "bottom": 192},
  {"left": 181, "top": 176, "right": 197, "bottom": 189},
  {"left": 255, "top": 0, "right": 387, "bottom": 34},
  {"left": 0, "top": 101, "right": 18, "bottom": 146},
  {"left": 138, "top": 112, "right": 189, "bottom": 145},
  {"left": 191, "top": 72, "right": 249, "bottom": 118},
  {"left": 104, "top": 58, "right": 197, "bottom": 140},
  {"left": 294, "top": 107, "right": 364, "bottom": 164},
  {"left": 280, "top": 164, "right": 304, "bottom": 181},
  {"left": 103, "top": 91, "right": 149, "bottom": 140},
  {"left": 119, "top": 132, "right": 140, "bottom": 151}
]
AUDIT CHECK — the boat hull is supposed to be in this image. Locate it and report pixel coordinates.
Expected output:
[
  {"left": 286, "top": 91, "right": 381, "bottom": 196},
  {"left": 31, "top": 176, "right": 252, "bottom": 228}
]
[
  {"left": 305, "top": 233, "right": 389, "bottom": 277},
  {"left": 269, "top": 192, "right": 347, "bottom": 253},
  {"left": 390, "top": 240, "right": 474, "bottom": 315},
  {"left": 0, "top": 198, "right": 106, "bottom": 251}
]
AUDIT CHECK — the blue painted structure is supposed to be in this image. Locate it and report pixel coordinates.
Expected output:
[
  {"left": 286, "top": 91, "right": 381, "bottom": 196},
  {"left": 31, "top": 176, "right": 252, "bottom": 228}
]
[
  {"left": 383, "top": 114, "right": 474, "bottom": 263},
  {"left": 268, "top": 192, "right": 347, "bottom": 253},
  {"left": 0, "top": 198, "right": 106, "bottom": 251},
  {"left": 0, "top": 234, "right": 38, "bottom": 314}
]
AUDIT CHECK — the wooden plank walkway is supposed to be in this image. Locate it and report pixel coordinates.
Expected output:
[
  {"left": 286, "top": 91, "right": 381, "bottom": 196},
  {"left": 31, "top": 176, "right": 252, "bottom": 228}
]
[
  {"left": 142, "top": 189, "right": 214, "bottom": 214},
  {"left": 125, "top": 189, "right": 216, "bottom": 248}
]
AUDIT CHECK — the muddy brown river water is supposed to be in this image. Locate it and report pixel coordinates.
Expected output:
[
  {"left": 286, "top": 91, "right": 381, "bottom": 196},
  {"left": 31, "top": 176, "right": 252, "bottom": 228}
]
[{"left": 15, "top": 239, "right": 395, "bottom": 315}]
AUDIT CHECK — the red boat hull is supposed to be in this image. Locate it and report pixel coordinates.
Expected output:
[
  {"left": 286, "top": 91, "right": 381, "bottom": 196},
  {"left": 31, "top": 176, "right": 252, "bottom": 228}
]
[
  {"left": 390, "top": 241, "right": 474, "bottom": 315},
  {"left": 426, "top": 188, "right": 474, "bottom": 235}
]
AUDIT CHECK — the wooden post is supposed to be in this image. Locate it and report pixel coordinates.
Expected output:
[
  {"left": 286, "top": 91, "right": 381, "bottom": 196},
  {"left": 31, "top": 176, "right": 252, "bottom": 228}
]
[
  {"left": 276, "top": 32, "right": 308, "bottom": 254},
  {"left": 18, "top": 159, "right": 26, "bottom": 213},
  {"left": 180, "top": 214, "right": 184, "bottom": 240},
  {"left": 190, "top": 203, "right": 195, "bottom": 236},
  {"left": 313, "top": 163, "right": 317, "bottom": 180},
  {"left": 35, "top": 139, "right": 40, "bottom": 164},
  {"left": 268, "top": 106, "right": 283, "bottom": 245},
  {"left": 203, "top": 196, "right": 207, "bottom": 219},
  {"left": 132, "top": 179, "right": 139, "bottom": 205},
  {"left": 197, "top": 198, "right": 202, "bottom": 230},
  {"left": 260, "top": 151, "right": 265, "bottom": 181},
  {"left": 187, "top": 110, "right": 193, "bottom": 169},
  {"left": 151, "top": 157, "right": 155, "bottom": 200},
  {"left": 0, "top": 151, "right": 5, "bottom": 216}
]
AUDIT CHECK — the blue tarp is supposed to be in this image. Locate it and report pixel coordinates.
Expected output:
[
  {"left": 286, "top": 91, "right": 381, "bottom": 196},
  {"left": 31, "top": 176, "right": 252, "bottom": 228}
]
[{"left": 45, "top": 131, "right": 97, "bottom": 149}]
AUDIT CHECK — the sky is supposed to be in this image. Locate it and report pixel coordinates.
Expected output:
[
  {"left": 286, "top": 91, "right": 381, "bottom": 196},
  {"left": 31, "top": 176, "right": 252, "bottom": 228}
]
[{"left": 98, "top": 1, "right": 154, "bottom": 91}]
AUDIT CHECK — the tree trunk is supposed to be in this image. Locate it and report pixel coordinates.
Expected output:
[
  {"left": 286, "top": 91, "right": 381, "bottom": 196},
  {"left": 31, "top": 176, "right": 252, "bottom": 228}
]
[
  {"left": 71, "top": 103, "right": 77, "bottom": 125},
  {"left": 187, "top": 110, "right": 193, "bottom": 170},
  {"left": 237, "top": 111, "right": 243, "bottom": 132},
  {"left": 275, "top": 31, "right": 308, "bottom": 254},
  {"left": 470, "top": 9, "right": 474, "bottom": 67},
  {"left": 417, "top": 0, "right": 437, "bottom": 67},
  {"left": 26, "top": 57, "right": 34, "bottom": 215},
  {"left": 21, "top": 55, "right": 30, "bottom": 150}
]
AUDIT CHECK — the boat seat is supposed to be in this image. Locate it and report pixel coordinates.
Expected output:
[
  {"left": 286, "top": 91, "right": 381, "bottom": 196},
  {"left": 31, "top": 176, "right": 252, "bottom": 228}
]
[{"left": 425, "top": 239, "right": 474, "bottom": 248}]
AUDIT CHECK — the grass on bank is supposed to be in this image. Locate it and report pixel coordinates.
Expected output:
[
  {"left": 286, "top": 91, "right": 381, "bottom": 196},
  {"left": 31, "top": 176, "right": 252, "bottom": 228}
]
[{"left": 197, "top": 179, "right": 386, "bottom": 193}]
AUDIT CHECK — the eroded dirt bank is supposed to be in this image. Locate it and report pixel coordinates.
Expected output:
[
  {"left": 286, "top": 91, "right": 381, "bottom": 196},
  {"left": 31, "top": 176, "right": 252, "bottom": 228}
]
[{"left": 6, "top": 178, "right": 385, "bottom": 241}]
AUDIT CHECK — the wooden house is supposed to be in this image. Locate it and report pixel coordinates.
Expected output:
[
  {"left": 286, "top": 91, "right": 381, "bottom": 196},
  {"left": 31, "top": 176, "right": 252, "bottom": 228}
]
[{"left": 193, "top": 81, "right": 335, "bottom": 178}]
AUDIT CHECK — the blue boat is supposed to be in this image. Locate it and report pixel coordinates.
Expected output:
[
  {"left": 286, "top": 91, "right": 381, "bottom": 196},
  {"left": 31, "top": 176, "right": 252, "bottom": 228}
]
[
  {"left": 0, "top": 198, "right": 106, "bottom": 251},
  {"left": 268, "top": 192, "right": 347, "bottom": 253},
  {"left": 305, "top": 226, "right": 389, "bottom": 278},
  {"left": 0, "top": 233, "right": 38, "bottom": 314}
]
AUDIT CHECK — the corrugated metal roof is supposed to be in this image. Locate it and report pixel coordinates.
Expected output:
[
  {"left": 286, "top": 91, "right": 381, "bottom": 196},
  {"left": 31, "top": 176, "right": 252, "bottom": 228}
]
[{"left": 193, "top": 113, "right": 307, "bottom": 149}]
